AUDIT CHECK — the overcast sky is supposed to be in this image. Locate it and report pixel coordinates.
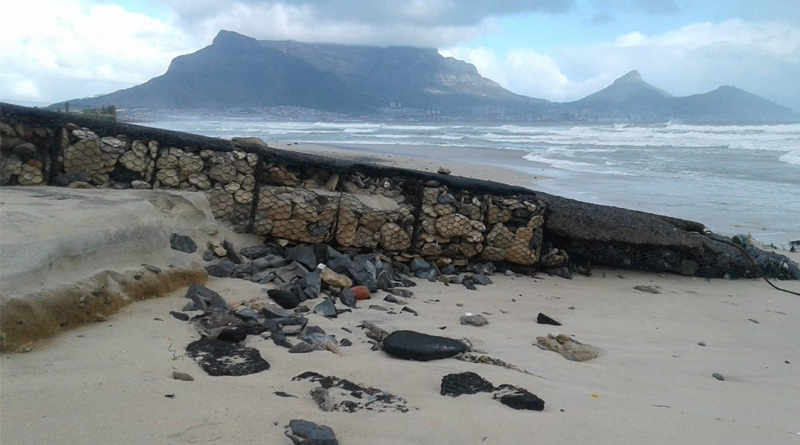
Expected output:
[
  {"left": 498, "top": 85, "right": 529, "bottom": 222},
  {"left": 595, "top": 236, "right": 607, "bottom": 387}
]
[{"left": 2, "top": 0, "right": 799, "bottom": 110}]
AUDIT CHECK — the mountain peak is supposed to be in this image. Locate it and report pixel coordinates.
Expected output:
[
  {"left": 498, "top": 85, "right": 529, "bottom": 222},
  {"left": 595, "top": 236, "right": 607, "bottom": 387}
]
[
  {"left": 615, "top": 70, "right": 643, "bottom": 83},
  {"left": 212, "top": 30, "right": 259, "bottom": 49}
]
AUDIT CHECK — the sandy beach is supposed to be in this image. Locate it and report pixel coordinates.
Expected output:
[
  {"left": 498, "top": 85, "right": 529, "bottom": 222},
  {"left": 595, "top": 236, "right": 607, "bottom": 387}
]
[{"left": 2, "top": 143, "right": 799, "bottom": 445}]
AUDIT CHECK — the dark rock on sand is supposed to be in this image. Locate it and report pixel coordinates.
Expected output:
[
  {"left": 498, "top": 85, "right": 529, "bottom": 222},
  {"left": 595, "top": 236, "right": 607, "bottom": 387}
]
[
  {"left": 169, "top": 233, "right": 197, "bottom": 254},
  {"left": 285, "top": 419, "right": 338, "bottom": 445},
  {"left": 286, "top": 245, "right": 318, "bottom": 270},
  {"left": 441, "top": 372, "right": 495, "bottom": 397},
  {"left": 314, "top": 299, "right": 337, "bottom": 318},
  {"left": 268, "top": 289, "right": 301, "bottom": 309},
  {"left": 537, "top": 313, "right": 562, "bottom": 326},
  {"left": 382, "top": 330, "right": 468, "bottom": 361},
  {"left": 172, "top": 371, "right": 195, "bottom": 382},
  {"left": 546, "top": 267, "right": 572, "bottom": 279},
  {"left": 338, "top": 288, "right": 356, "bottom": 308},
  {"left": 222, "top": 239, "right": 244, "bottom": 264},
  {"left": 217, "top": 326, "right": 248, "bottom": 343},
  {"left": 185, "top": 338, "right": 270, "bottom": 376},
  {"left": 185, "top": 283, "right": 228, "bottom": 311},
  {"left": 289, "top": 342, "right": 314, "bottom": 353},
  {"left": 492, "top": 384, "right": 545, "bottom": 411},
  {"left": 169, "top": 311, "right": 190, "bottom": 321},
  {"left": 470, "top": 274, "right": 493, "bottom": 286},
  {"left": 204, "top": 258, "right": 237, "bottom": 277}
]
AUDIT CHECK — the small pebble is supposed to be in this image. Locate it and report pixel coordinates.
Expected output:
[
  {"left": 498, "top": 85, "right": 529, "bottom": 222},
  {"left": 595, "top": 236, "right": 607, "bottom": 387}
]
[
  {"left": 712, "top": 373, "right": 725, "bottom": 381},
  {"left": 698, "top": 341, "right": 706, "bottom": 347},
  {"left": 747, "top": 318, "right": 760, "bottom": 324},
  {"left": 568, "top": 306, "right": 575, "bottom": 310}
]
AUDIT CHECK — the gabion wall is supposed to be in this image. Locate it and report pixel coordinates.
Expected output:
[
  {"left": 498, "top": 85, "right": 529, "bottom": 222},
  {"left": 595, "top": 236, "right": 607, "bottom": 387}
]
[{"left": 0, "top": 118, "right": 561, "bottom": 269}]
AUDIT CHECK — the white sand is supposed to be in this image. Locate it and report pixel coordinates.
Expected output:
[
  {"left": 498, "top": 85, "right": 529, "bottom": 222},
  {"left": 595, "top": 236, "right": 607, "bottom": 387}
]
[
  {"left": 2, "top": 145, "right": 799, "bottom": 444},
  {"left": 2, "top": 269, "right": 799, "bottom": 444}
]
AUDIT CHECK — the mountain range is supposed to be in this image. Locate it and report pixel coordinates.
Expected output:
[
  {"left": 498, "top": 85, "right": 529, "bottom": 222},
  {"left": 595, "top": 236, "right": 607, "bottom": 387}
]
[{"left": 52, "top": 30, "right": 798, "bottom": 124}]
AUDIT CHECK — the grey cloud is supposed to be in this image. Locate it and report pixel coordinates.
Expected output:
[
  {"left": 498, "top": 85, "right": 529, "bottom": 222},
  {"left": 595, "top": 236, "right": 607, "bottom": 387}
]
[{"left": 164, "top": 0, "right": 573, "bottom": 45}]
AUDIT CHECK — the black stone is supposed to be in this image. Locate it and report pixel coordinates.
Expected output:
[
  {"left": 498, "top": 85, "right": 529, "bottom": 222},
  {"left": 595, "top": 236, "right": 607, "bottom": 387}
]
[
  {"left": 217, "top": 326, "right": 248, "bottom": 343},
  {"left": 470, "top": 274, "right": 493, "bottom": 286},
  {"left": 382, "top": 330, "right": 468, "bottom": 361},
  {"left": 169, "top": 311, "right": 190, "bottom": 321},
  {"left": 314, "top": 299, "right": 338, "bottom": 318},
  {"left": 169, "top": 233, "right": 197, "bottom": 254},
  {"left": 205, "top": 259, "right": 237, "bottom": 277},
  {"left": 185, "top": 283, "right": 228, "bottom": 311},
  {"left": 286, "top": 419, "right": 338, "bottom": 445},
  {"left": 340, "top": 338, "right": 352, "bottom": 347},
  {"left": 463, "top": 279, "right": 477, "bottom": 291},
  {"left": 202, "top": 250, "right": 216, "bottom": 261},
  {"left": 546, "top": 267, "right": 572, "bottom": 279},
  {"left": 240, "top": 244, "right": 281, "bottom": 260},
  {"left": 537, "top": 313, "right": 562, "bottom": 326},
  {"left": 441, "top": 264, "right": 457, "bottom": 275},
  {"left": 441, "top": 372, "right": 495, "bottom": 397},
  {"left": 185, "top": 338, "right": 270, "bottom": 376},
  {"left": 286, "top": 245, "right": 318, "bottom": 270},
  {"left": 222, "top": 239, "right": 244, "bottom": 264},
  {"left": 274, "top": 391, "right": 297, "bottom": 398},
  {"left": 338, "top": 288, "right": 356, "bottom": 308},
  {"left": 492, "top": 384, "right": 545, "bottom": 411},
  {"left": 268, "top": 289, "right": 301, "bottom": 309}
]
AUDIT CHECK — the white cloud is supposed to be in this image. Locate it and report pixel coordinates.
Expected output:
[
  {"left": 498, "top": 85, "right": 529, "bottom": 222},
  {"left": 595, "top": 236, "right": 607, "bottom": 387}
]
[
  {"left": 443, "top": 20, "right": 800, "bottom": 109},
  {"left": 0, "top": 0, "right": 196, "bottom": 103}
]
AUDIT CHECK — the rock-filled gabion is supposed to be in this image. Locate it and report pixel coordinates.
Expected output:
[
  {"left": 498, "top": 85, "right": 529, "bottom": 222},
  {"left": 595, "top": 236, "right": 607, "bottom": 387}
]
[
  {"left": 200, "top": 150, "right": 258, "bottom": 231},
  {"left": 335, "top": 172, "right": 415, "bottom": 253},
  {"left": 0, "top": 120, "right": 49, "bottom": 186},
  {"left": 1, "top": 119, "right": 563, "bottom": 268},
  {"left": 254, "top": 186, "right": 339, "bottom": 244},
  {"left": 414, "top": 185, "right": 485, "bottom": 259},
  {"left": 482, "top": 195, "right": 547, "bottom": 266}
]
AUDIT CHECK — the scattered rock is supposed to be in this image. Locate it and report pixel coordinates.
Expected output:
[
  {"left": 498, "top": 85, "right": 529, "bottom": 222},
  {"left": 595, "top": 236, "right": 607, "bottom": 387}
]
[
  {"left": 460, "top": 314, "right": 489, "bottom": 327},
  {"left": 546, "top": 267, "right": 572, "bottom": 279},
  {"left": 185, "top": 338, "right": 270, "bottom": 376},
  {"left": 338, "top": 288, "right": 356, "bottom": 308},
  {"left": 633, "top": 285, "right": 661, "bottom": 294},
  {"left": 185, "top": 283, "right": 228, "bottom": 311},
  {"left": 402, "top": 306, "right": 419, "bottom": 316},
  {"left": 268, "top": 289, "right": 301, "bottom": 310},
  {"left": 382, "top": 330, "right": 468, "bottom": 361},
  {"left": 286, "top": 245, "right": 318, "bottom": 270},
  {"left": 492, "top": 384, "right": 545, "bottom": 411},
  {"left": 320, "top": 267, "right": 353, "bottom": 288},
  {"left": 205, "top": 259, "right": 237, "bottom": 277},
  {"left": 536, "top": 313, "right": 562, "bottom": 326},
  {"left": 441, "top": 372, "right": 495, "bottom": 397},
  {"left": 289, "top": 342, "right": 314, "bottom": 353},
  {"left": 169, "top": 233, "right": 197, "bottom": 254},
  {"left": 535, "top": 334, "right": 599, "bottom": 362},
  {"left": 313, "top": 299, "right": 338, "bottom": 318},
  {"left": 470, "top": 274, "right": 493, "bottom": 286},
  {"left": 285, "top": 419, "right": 338, "bottom": 445},
  {"left": 698, "top": 341, "right": 706, "bottom": 347},
  {"left": 143, "top": 264, "right": 162, "bottom": 274},
  {"left": 274, "top": 391, "right": 297, "bottom": 398},
  {"left": 712, "top": 373, "right": 725, "bottom": 381},
  {"left": 437, "top": 167, "right": 451, "bottom": 175},
  {"left": 169, "top": 311, "right": 190, "bottom": 322},
  {"left": 352, "top": 285, "right": 370, "bottom": 300},
  {"left": 172, "top": 371, "right": 194, "bottom": 382}
]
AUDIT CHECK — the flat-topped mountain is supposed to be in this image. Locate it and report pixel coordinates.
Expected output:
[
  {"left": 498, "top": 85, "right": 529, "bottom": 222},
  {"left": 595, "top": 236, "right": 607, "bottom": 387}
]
[
  {"left": 52, "top": 31, "right": 797, "bottom": 123},
  {"left": 54, "top": 30, "right": 544, "bottom": 117}
]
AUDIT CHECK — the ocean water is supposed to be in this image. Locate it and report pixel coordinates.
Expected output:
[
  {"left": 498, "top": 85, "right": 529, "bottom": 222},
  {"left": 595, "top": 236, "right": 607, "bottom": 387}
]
[{"left": 147, "top": 118, "right": 800, "bottom": 246}]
